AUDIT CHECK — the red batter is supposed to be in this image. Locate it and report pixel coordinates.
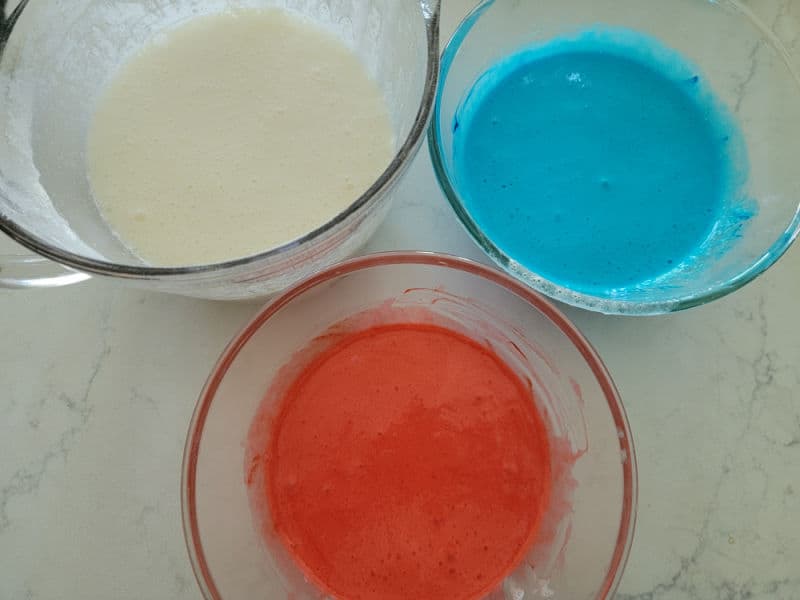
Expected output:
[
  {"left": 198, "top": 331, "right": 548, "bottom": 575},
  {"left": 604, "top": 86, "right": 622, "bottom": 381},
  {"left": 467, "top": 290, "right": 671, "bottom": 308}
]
[{"left": 263, "top": 323, "right": 551, "bottom": 599}]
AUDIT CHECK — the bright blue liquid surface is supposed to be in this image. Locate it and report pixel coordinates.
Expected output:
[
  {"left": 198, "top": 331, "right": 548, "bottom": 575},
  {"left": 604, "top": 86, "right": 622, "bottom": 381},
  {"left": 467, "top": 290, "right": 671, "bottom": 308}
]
[{"left": 453, "top": 29, "right": 746, "bottom": 293}]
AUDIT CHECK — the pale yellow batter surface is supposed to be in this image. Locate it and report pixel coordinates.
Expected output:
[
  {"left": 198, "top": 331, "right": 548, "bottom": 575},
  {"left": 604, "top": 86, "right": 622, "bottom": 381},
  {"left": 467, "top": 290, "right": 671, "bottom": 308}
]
[{"left": 87, "top": 9, "right": 393, "bottom": 266}]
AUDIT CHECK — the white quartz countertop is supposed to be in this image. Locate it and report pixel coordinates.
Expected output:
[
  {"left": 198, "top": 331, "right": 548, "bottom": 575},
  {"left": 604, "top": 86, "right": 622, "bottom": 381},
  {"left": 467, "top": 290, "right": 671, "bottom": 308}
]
[{"left": 1, "top": 1, "right": 799, "bottom": 598}]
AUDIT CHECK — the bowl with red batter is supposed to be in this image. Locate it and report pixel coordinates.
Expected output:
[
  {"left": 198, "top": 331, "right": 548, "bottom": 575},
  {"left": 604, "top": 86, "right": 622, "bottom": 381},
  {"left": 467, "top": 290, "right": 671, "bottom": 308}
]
[{"left": 182, "top": 252, "right": 637, "bottom": 600}]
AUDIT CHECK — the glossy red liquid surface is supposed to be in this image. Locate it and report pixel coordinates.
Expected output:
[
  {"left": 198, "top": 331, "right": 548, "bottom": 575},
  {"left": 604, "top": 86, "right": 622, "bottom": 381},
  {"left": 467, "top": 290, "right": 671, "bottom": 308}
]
[{"left": 263, "top": 323, "right": 552, "bottom": 599}]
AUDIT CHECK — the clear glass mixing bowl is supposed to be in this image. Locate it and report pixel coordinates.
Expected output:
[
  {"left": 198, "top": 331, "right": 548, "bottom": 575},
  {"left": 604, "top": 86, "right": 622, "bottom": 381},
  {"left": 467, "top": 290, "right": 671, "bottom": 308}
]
[
  {"left": 183, "top": 252, "right": 637, "bottom": 599},
  {"left": 429, "top": 0, "right": 800, "bottom": 315},
  {"left": 0, "top": 0, "right": 440, "bottom": 299}
]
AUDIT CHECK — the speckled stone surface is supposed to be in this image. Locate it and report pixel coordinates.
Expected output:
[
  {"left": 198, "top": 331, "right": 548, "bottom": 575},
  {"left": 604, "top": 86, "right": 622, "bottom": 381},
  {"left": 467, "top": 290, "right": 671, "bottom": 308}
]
[{"left": 1, "top": 1, "right": 798, "bottom": 598}]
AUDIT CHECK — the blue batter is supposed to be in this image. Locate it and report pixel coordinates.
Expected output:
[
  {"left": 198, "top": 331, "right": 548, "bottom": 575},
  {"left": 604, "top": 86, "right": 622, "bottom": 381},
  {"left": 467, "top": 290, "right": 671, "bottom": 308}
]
[{"left": 452, "top": 27, "right": 751, "bottom": 294}]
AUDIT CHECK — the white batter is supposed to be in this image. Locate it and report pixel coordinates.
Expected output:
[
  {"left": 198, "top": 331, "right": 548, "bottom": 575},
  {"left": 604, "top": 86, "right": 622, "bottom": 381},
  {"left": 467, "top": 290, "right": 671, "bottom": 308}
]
[{"left": 87, "top": 9, "right": 393, "bottom": 266}]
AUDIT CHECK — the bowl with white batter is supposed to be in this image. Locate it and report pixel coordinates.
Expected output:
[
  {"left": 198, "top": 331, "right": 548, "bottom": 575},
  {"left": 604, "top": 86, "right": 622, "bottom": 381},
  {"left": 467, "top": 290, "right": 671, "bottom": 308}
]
[{"left": 0, "top": 0, "right": 440, "bottom": 299}]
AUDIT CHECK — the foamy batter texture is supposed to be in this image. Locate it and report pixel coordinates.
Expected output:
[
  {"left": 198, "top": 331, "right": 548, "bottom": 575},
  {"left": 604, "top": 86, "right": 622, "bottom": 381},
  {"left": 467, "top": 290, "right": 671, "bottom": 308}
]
[{"left": 87, "top": 9, "right": 393, "bottom": 266}]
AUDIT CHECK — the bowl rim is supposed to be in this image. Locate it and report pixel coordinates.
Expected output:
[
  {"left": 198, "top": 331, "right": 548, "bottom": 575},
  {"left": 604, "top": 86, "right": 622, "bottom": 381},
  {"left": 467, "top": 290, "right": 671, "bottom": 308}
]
[
  {"left": 0, "top": 0, "right": 441, "bottom": 278},
  {"left": 181, "top": 250, "right": 639, "bottom": 600},
  {"left": 428, "top": 0, "right": 800, "bottom": 316}
]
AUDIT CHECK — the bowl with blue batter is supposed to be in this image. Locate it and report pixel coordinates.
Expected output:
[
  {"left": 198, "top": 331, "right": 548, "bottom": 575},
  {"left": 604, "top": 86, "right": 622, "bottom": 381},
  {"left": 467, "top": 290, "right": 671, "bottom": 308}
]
[{"left": 430, "top": 0, "right": 800, "bottom": 315}]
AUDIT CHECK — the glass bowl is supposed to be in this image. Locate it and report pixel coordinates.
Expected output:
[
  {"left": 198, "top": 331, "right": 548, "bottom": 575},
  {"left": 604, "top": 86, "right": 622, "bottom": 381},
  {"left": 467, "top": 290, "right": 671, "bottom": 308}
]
[
  {"left": 0, "top": 0, "right": 440, "bottom": 299},
  {"left": 182, "top": 252, "right": 637, "bottom": 599},
  {"left": 429, "top": 0, "right": 800, "bottom": 315}
]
